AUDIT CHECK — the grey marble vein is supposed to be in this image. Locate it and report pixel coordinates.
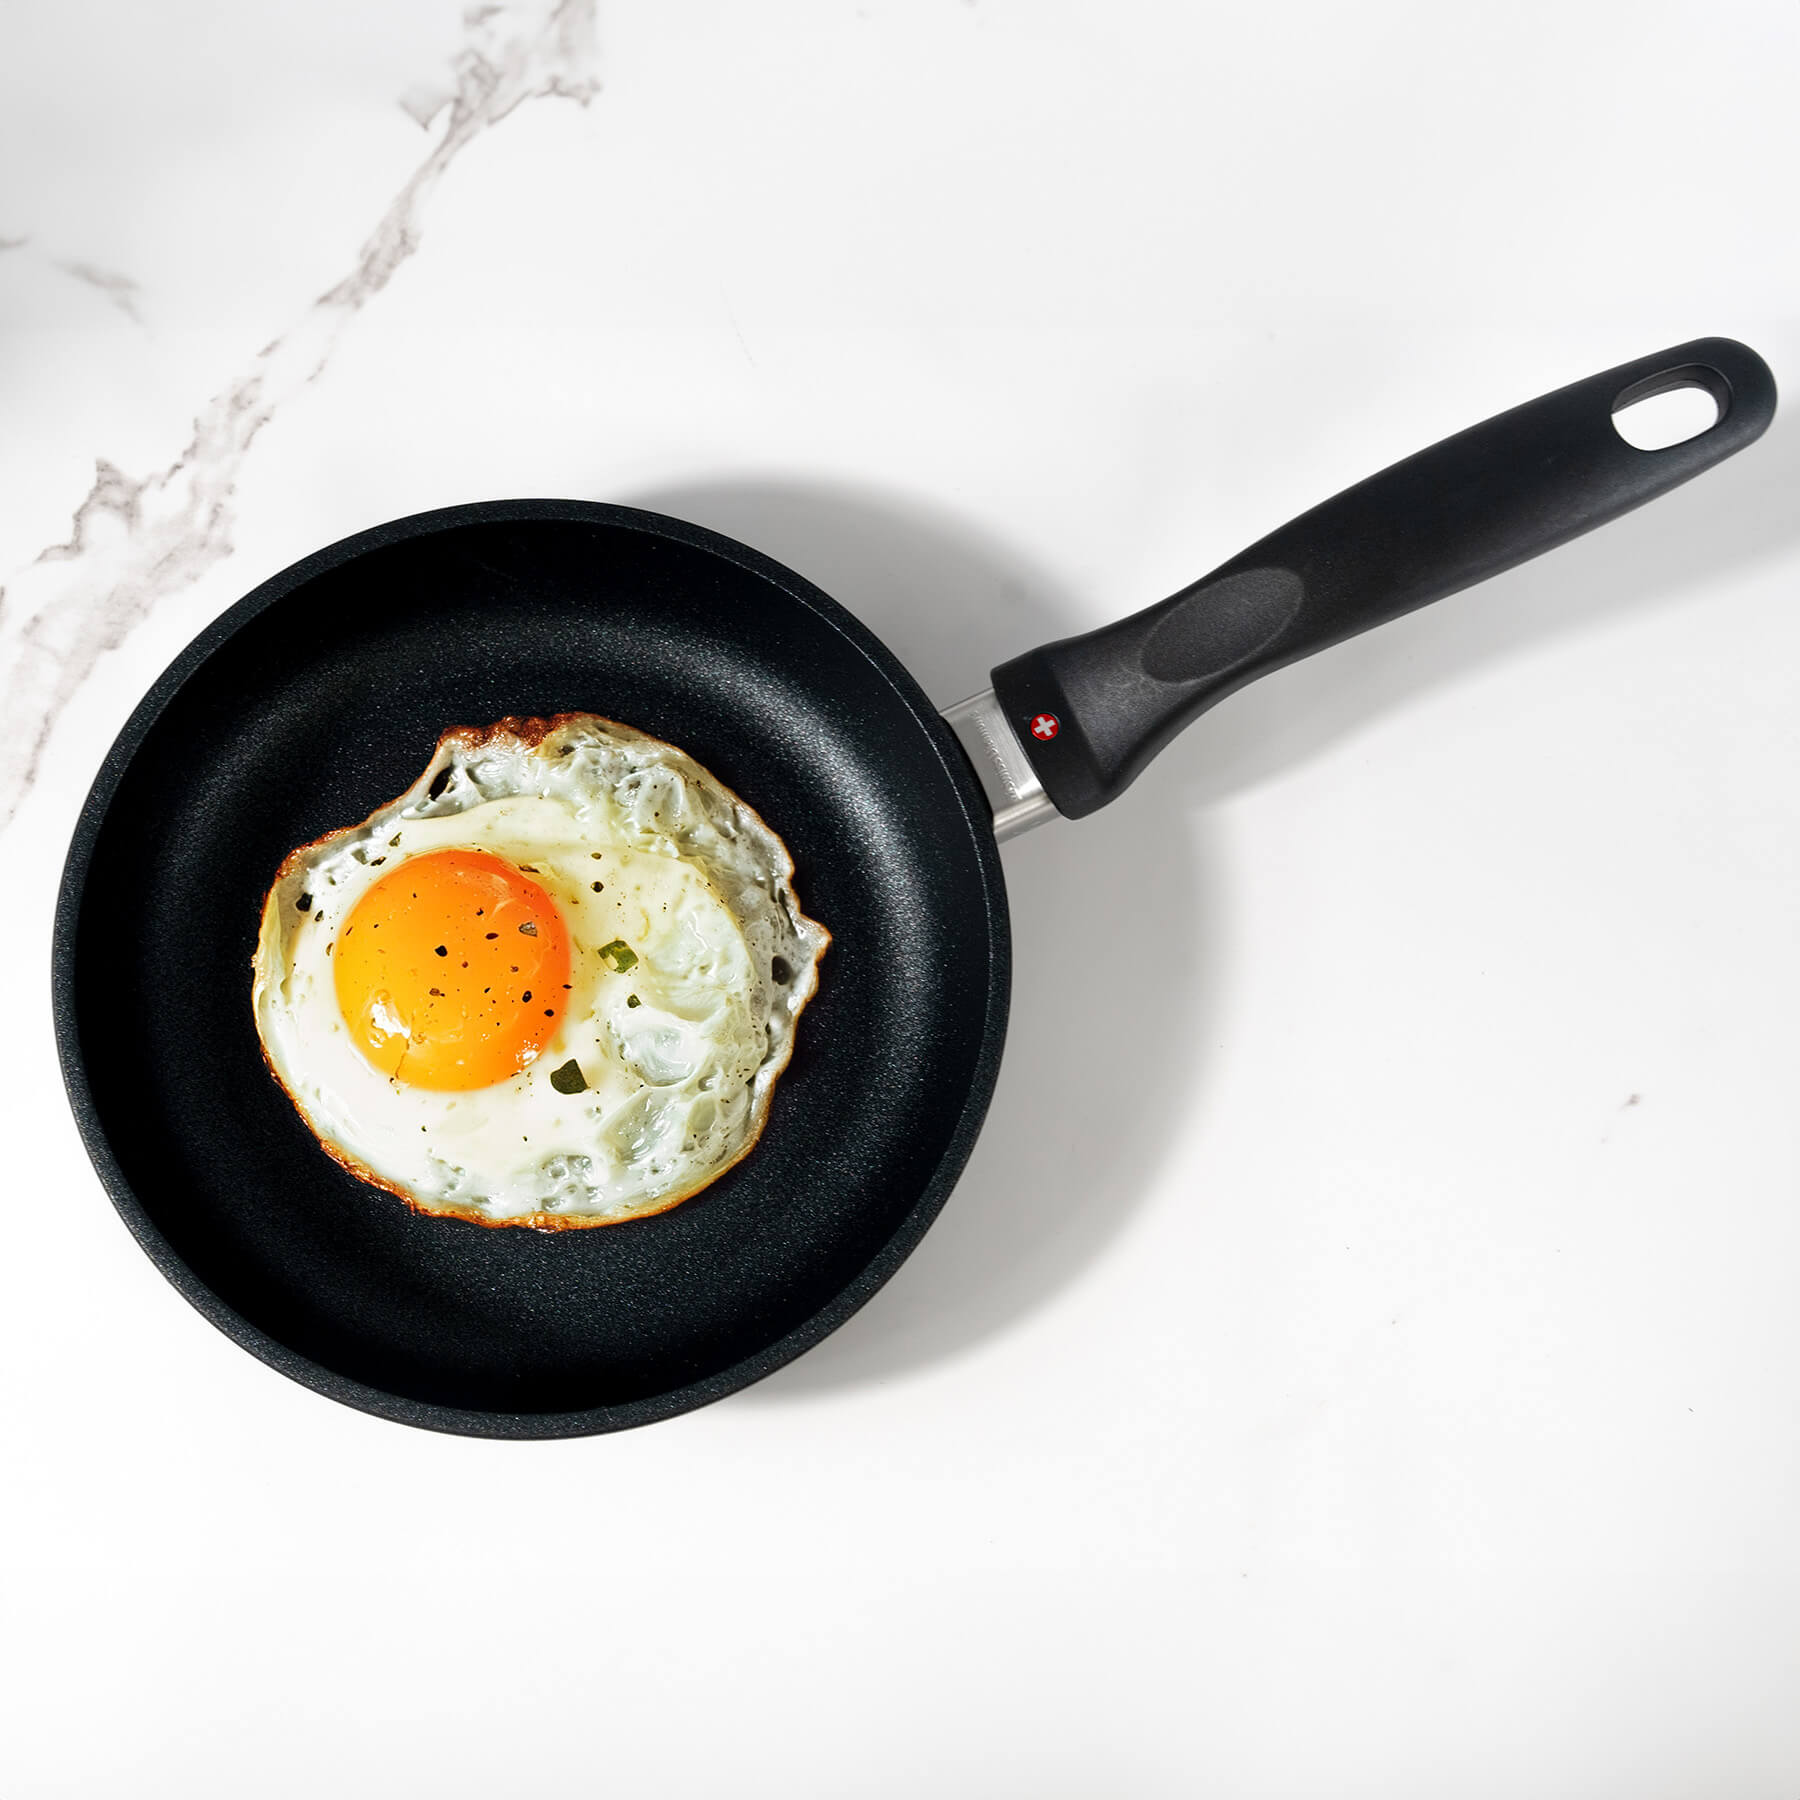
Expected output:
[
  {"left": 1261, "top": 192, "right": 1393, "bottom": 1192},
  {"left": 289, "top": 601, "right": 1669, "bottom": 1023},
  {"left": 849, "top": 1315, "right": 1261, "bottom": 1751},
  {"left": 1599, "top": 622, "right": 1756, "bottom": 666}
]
[
  {"left": 0, "top": 0, "right": 600, "bottom": 830},
  {"left": 56, "top": 260, "right": 144, "bottom": 322}
]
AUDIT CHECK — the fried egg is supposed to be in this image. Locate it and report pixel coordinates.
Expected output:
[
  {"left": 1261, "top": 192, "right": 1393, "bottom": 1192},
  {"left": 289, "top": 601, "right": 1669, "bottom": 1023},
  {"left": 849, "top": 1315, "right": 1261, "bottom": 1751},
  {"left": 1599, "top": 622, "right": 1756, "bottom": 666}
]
[{"left": 252, "top": 715, "right": 828, "bottom": 1229}]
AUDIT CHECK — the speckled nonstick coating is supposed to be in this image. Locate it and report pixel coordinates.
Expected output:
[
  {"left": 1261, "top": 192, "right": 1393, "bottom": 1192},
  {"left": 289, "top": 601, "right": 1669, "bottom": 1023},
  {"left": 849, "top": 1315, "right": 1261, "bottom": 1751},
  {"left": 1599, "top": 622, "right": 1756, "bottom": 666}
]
[{"left": 54, "top": 502, "right": 1009, "bottom": 1437}]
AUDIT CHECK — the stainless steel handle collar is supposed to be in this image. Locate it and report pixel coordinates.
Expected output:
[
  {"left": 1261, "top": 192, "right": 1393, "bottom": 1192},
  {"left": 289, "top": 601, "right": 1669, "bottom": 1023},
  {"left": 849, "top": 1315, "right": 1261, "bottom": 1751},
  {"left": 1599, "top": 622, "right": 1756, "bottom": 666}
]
[{"left": 941, "top": 690, "right": 1060, "bottom": 841}]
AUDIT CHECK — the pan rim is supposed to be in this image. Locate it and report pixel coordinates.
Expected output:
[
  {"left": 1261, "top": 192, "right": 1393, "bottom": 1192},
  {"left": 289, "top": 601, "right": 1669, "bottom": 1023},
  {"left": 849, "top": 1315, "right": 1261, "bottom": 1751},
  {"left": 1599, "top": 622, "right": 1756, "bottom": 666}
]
[{"left": 51, "top": 498, "right": 1011, "bottom": 1439}]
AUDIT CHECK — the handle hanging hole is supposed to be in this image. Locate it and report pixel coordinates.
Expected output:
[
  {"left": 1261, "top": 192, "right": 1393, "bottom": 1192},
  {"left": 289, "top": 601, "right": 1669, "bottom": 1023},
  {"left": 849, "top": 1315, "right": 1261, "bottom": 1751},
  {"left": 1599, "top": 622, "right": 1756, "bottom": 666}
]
[{"left": 1612, "top": 380, "right": 1721, "bottom": 450}]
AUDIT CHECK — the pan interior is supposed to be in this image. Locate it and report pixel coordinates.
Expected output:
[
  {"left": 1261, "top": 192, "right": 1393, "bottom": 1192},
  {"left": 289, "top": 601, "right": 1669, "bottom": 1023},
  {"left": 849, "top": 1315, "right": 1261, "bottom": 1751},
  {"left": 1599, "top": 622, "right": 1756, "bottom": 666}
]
[{"left": 61, "top": 507, "right": 1005, "bottom": 1427}]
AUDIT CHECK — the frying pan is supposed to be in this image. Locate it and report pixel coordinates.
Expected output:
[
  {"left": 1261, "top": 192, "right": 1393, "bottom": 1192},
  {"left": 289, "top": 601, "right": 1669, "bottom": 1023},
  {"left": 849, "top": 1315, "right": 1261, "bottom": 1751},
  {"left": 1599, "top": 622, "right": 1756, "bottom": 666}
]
[{"left": 54, "top": 337, "right": 1776, "bottom": 1437}]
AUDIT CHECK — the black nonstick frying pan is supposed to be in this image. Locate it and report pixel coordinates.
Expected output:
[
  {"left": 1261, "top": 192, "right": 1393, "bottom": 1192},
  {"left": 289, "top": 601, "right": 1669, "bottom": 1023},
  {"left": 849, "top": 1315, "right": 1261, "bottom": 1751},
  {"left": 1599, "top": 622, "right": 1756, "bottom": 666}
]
[{"left": 54, "top": 337, "right": 1776, "bottom": 1437}]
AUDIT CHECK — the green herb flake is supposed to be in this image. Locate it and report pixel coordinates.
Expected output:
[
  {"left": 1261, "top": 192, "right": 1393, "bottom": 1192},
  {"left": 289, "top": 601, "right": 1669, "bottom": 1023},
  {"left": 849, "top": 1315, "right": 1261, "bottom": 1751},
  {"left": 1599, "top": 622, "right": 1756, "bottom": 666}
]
[
  {"left": 599, "top": 939, "right": 638, "bottom": 974},
  {"left": 548, "top": 1059, "right": 587, "bottom": 1095},
  {"left": 626, "top": 994, "right": 640, "bottom": 1009}
]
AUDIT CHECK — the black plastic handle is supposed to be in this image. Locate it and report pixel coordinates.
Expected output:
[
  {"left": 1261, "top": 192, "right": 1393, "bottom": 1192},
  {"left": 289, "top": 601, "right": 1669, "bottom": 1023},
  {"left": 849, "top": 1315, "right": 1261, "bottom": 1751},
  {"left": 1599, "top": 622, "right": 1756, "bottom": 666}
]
[{"left": 992, "top": 337, "right": 1777, "bottom": 818}]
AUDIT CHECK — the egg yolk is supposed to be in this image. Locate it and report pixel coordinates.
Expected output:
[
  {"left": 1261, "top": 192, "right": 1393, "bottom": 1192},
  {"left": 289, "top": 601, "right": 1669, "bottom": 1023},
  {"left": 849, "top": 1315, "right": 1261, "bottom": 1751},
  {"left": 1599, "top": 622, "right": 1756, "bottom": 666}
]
[{"left": 333, "top": 848, "right": 571, "bottom": 1091}]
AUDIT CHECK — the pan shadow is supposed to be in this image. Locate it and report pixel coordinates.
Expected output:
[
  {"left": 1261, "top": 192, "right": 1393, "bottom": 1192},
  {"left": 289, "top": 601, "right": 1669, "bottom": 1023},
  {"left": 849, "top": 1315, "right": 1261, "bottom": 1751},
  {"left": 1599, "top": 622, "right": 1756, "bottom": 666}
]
[
  {"left": 621, "top": 478, "right": 1217, "bottom": 1396},
  {"left": 623, "top": 420, "right": 1794, "bottom": 1395}
]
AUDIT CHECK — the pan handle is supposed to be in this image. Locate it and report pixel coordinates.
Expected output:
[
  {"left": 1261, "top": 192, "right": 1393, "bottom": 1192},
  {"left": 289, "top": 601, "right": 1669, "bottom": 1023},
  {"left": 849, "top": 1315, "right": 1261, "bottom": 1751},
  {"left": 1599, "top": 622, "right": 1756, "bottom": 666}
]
[{"left": 988, "top": 336, "right": 1777, "bottom": 820}]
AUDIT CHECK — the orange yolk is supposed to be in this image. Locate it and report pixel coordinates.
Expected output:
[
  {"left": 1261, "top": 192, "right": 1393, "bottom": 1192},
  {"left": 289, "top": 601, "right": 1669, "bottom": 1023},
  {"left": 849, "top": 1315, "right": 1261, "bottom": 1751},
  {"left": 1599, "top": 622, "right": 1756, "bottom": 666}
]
[{"left": 333, "top": 848, "right": 572, "bottom": 1091}]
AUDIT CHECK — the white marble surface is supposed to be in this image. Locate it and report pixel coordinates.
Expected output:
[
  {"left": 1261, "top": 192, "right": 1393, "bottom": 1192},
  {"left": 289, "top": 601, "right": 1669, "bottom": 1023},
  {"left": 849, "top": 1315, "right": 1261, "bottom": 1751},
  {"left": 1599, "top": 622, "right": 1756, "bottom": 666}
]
[{"left": 5, "top": 2, "right": 1800, "bottom": 1793}]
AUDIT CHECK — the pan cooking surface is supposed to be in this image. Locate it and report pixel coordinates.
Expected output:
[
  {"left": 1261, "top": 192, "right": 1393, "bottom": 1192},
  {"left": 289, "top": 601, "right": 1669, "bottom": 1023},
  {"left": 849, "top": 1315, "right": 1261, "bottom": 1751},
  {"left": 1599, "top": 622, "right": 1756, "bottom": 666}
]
[{"left": 55, "top": 503, "right": 1009, "bottom": 1435}]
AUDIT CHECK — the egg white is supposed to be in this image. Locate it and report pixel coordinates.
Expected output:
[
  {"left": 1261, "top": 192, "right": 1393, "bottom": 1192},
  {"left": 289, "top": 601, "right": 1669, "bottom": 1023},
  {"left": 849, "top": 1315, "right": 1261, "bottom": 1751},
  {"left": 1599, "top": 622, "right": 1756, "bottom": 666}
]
[{"left": 252, "top": 716, "right": 828, "bottom": 1227}]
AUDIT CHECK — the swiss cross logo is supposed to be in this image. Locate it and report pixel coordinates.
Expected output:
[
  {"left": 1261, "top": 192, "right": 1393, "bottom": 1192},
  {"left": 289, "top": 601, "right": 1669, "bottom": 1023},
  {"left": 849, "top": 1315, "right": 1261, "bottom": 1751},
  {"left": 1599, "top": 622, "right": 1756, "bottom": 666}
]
[{"left": 1030, "top": 713, "right": 1060, "bottom": 741}]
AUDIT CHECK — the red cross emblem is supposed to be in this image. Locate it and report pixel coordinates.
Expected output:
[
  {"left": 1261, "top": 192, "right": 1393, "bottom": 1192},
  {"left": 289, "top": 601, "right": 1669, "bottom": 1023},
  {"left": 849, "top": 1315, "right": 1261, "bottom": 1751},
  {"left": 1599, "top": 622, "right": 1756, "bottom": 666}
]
[{"left": 1030, "top": 713, "right": 1060, "bottom": 741}]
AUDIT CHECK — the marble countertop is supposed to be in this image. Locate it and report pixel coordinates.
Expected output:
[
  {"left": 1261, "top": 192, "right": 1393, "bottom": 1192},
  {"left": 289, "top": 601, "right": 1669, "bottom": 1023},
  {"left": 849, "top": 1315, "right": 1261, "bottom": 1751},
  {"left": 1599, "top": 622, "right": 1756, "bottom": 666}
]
[{"left": 5, "top": 2, "right": 1799, "bottom": 1793}]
